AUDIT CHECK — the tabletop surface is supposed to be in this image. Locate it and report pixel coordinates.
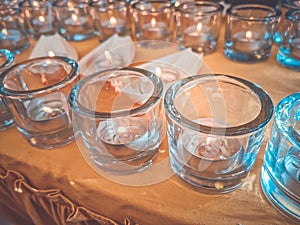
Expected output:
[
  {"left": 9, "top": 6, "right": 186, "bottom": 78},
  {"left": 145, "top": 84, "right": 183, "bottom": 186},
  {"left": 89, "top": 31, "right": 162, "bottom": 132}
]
[{"left": 0, "top": 27, "right": 299, "bottom": 225}]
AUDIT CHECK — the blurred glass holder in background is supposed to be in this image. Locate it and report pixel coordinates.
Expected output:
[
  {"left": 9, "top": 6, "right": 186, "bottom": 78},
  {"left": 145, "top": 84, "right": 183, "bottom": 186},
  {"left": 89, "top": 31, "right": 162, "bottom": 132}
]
[
  {"left": 277, "top": 9, "right": 300, "bottom": 71},
  {"left": 131, "top": 0, "right": 175, "bottom": 49},
  {"left": 0, "top": 56, "right": 80, "bottom": 149},
  {"left": 176, "top": 1, "right": 223, "bottom": 55},
  {"left": 0, "top": 8, "right": 30, "bottom": 54},
  {"left": 273, "top": 0, "right": 300, "bottom": 45},
  {"left": 20, "top": 0, "right": 58, "bottom": 39},
  {"left": 89, "top": 0, "right": 131, "bottom": 41},
  {"left": 69, "top": 67, "right": 165, "bottom": 175},
  {"left": 224, "top": 4, "right": 281, "bottom": 63},
  {"left": 53, "top": 0, "right": 96, "bottom": 41},
  {"left": 0, "top": 49, "right": 15, "bottom": 131},
  {"left": 261, "top": 92, "right": 300, "bottom": 223},
  {"left": 164, "top": 74, "right": 273, "bottom": 194}
]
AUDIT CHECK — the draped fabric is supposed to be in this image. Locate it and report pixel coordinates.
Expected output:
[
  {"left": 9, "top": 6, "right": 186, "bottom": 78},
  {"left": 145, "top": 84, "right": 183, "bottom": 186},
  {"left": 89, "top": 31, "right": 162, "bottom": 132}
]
[{"left": 0, "top": 167, "right": 136, "bottom": 225}]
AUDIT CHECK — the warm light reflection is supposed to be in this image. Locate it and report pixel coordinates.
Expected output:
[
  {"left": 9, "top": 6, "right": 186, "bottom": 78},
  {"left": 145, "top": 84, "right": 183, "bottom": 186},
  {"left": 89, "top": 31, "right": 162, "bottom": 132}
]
[
  {"left": 104, "top": 50, "right": 113, "bottom": 65},
  {"left": 151, "top": 18, "right": 156, "bottom": 28},
  {"left": 196, "top": 23, "right": 203, "bottom": 32},
  {"left": 246, "top": 31, "right": 253, "bottom": 40},
  {"left": 155, "top": 67, "right": 162, "bottom": 76},
  {"left": 39, "top": 16, "right": 46, "bottom": 23},
  {"left": 71, "top": 14, "right": 79, "bottom": 24},
  {"left": 48, "top": 51, "right": 55, "bottom": 57},
  {"left": 32, "top": 1, "right": 39, "bottom": 7},
  {"left": 2, "top": 28, "right": 8, "bottom": 36},
  {"left": 110, "top": 16, "right": 117, "bottom": 26}
]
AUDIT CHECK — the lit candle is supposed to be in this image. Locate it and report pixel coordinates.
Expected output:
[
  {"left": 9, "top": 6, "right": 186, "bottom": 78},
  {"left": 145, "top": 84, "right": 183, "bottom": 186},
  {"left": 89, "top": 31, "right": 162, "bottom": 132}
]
[
  {"left": 290, "top": 38, "right": 300, "bottom": 59},
  {"left": 90, "top": 50, "right": 123, "bottom": 73},
  {"left": 154, "top": 66, "right": 180, "bottom": 84},
  {"left": 142, "top": 18, "right": 167, "bottom": 39},
  {"left": 32, "top": 15, "right": 53, "bottom": 33},
  {"left": 183, "top": 23, "right": 212, "bottom": 46},
  {"left": 0, "top": 28, "right": 21, "bottom": 49},
  {"left": 233, "top": 31, "right": 266, "bottom": 52},
  {"left": 64, "top": 14, "right": 89, "bottom": 33},
  {"left": 101, "top": 16, "right": 126, "bottom": 36}
]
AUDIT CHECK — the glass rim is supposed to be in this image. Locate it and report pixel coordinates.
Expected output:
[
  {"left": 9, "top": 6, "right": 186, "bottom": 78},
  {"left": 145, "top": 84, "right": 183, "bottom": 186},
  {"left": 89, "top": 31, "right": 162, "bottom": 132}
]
[
  {"left": 286, "top": 9, "right": 300, "bottom": 22},
  {"left": 176, "top": 1, "right": 224, "bottom": 15},
  {"left": 132, "top": 0, "right": 173, "bottom": 13},
  {"left": 0, "top": 49, "right": 14, "bottom": 70},
  {"left": 226, "top": 4, "right": 281, "bottom": 22},
  {"left": 164, "top": 74, "right": 274, "bottom": 136},
  {"left": 275, "top": 92, "right": 300, "bottom": 147},
  {"left": 0, "top": 56, "right": 79, "bottom": 97},
  {"left": 89, "top": 0, "right": 127, "bottom": 10},
  {"left": 69, "top": 67, "right": 163, "bottom": 119}
]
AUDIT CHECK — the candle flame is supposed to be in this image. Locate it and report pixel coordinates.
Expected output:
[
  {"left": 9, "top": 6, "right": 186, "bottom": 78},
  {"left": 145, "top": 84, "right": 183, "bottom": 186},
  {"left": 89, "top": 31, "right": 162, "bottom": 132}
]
[
  {"left": 71, "top": 14, "right": 78, "bottom": 23},
  {"left": 104, "top": 50, "right": 113, "bottom": 65},
  {"left": 32, "top": 1, "right": 39, "bottom": 7},
  {"left": 196, "top": 23, "right": 203, "bottom": 32},
  {"left": 246, "top": 31, "right": 252, "bottom": 40},
  {"left": 2, "top": 28, "right": 8, "bottom": 36},
  {"left": 110, "top": 16, "right": 117, "bottom": 26},
  {"left": 48, "top": 51, "right": 55, "bottom": 57},
  {"left": 39, "top": 16, "right": 46, "bottom": 23},
  {"left": 155, "top": 67, "right": 162, "bottom": 76},
  {"left": 151, "top": 18, "right": 156, "bottom": 28}
]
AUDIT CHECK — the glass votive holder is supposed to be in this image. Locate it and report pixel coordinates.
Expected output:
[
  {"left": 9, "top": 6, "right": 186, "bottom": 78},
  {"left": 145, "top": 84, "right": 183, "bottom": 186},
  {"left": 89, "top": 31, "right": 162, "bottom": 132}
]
[
  {"left": 89, "top": 0, "right": 131, "bottom": 41},
  {"left": 224, "top": 4, "right": 281, "bottom": 63},
  {"left": 85, "top": 50, "right": 124, "bottom": 74},
  {"left": 261, "top": 92, "right": 300, "bottom": 222},
  {"left": 164, "top": 74, "right": 273, "bottom": 193},
  {"left": 277, "top": 9, "right": 300, "bottom": 71},
  {"left": 0, "top": 49, "right": 15, "bottom": 131},
  {"left": 131, "top": 0, "right": 175, "bottom": 49},
  {"left": 53, "top": 0, "right": 96, "bottom": 41},
  {"left": 176, "top": 1, "right": 223, "bottom": 55},
  {"left": 19, "top": 0, "right": 59, "bottom": 39},
  {"left": 273, "top": 0, "right": 300, "bottom": 44},
  {"left": 69, "top": 67, "right": 164, "bottom": 174},
  {"left": 0, "top": 8, "right": 30, "bottom": 54},
  {"left": 0, "top": 56, "right": 80, "bottom": 149}
]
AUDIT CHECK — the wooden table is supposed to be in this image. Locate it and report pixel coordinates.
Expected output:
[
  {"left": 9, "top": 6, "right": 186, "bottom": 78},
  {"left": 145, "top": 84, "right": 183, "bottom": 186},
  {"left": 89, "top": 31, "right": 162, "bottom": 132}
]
[{"left": 0, "top": 30, "right": 299, "bottom": 225}]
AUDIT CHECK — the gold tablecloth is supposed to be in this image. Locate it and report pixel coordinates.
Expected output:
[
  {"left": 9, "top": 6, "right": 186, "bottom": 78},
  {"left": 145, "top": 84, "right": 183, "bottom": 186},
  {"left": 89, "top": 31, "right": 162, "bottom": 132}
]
[{"left": 0, "top": 31, "right": 299, "bottom": 225}]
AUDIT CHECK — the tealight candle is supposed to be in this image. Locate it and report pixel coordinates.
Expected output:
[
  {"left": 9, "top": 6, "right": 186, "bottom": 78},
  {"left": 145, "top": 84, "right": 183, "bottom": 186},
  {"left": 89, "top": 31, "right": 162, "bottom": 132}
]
[
  {"left": 183, "top": 23, "right": 212, "bottom": 46},
  {"left": 290, "top": 37, "right": 300, "bottom": 59},
  {"left": 32, "top": 15, "right": 53, "bottom": 33},
  {"left": 233, "top": 31, "right": 266, "bottom": 52},
  {"left": 154, "top": 66, "right": 180, "bottom": 84},
  {"left": 0, "top": 28, "right": 22, "bottom": 49},
  {"left": 101, "top": 16, "right": 126, "bottom": 36},
  {"left": 64, "top": 14, "right": 89, "bottom": 33},
  {"left": 142, "top": 18, "right": 167, "bottom": 39},
  {"left": 91, "top": 50, "right": 124, "bottom": 73}
]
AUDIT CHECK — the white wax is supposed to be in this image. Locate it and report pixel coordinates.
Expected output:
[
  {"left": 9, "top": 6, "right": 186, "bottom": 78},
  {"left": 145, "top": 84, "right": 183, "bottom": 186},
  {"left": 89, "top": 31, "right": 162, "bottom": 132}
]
[
  {"left": 290, "top": 38, "right": 300, "bottom": 59},
  {"left": 0, "top": 29, "right": 21, "bottom": 49},
  {"left": 101, "top": 18, "right": 126, "bottom": 35},
  {"left": 183, "top": 24, "right": 212, "bottom": 45},
  {"left": 142, "top": 20, "right": 167, "bottom": 39},
  {"left": 232, "top": 31, "right": 266, "bottom": 52}
]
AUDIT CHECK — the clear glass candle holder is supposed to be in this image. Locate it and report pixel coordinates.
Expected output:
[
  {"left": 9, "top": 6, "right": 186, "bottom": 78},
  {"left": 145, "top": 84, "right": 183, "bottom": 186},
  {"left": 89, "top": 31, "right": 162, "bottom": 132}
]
[
  {"left": 0, "top": 56, "right": 80, "bottom": 149},
  {"left": 224, "top": 4, "right": 281, "bottom": 63},
  {"left": 0, "top": 8, "right": 30, "bottom": 54},
  {"left": 20, "top": 0, "right": 59, "bottom": 39},
  {"left": 261, "top": 92, "right": 300, "bottom": 223},
  {"left": 176, "top": 1, "right": 223, "bottom": 55},
  {"left": 89, "top": 0, "right": 131, "bottom": 41},
  {"left": 273, "top": 0, "right": 300, "bottom": 44},
  {"left": 53, "top": 0, "right": 96, "bottom": 41},
  {"left": 0, "top": 49, "right": 15, "bottom": 131},
  {"left": 277, "top": 9, "right": 300, "bottom": 71},
  {"left": 69, "top": 67, "right": 164, "bottom": 174},
  {"left": 131, "top": 0, "right": 175, "bottom": 49},
  {"left": 164, "top": 74, "right": 273, "bottom": 193}
]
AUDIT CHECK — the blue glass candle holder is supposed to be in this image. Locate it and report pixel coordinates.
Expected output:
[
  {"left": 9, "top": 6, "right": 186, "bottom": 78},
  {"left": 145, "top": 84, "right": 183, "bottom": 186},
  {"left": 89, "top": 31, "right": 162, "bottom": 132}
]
[
  {"left": 277, "top": 9, "right": 300, "bottom": 71},
  {"left": 224, "top": 4, "right": 281, "bottom": 63},
  {"left": 261, "top": 92, "right": 300, "bottom": 222}
]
